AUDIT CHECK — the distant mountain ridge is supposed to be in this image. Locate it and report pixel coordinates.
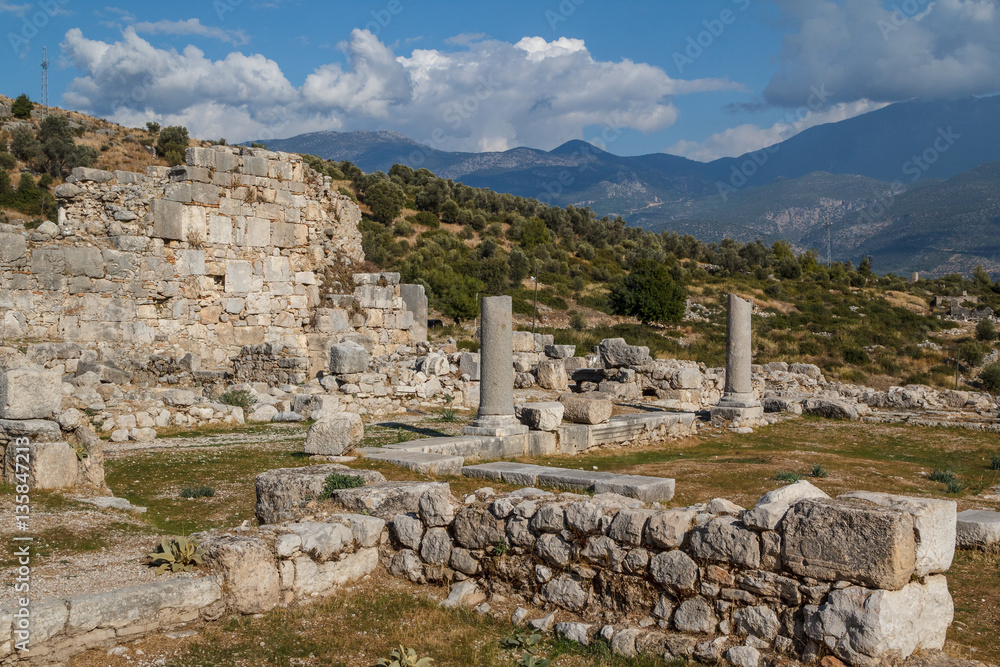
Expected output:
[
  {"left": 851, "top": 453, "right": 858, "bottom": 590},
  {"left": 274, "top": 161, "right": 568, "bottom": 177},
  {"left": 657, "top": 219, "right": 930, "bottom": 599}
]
[{"left": 259, "top": 97, "right": 1000, "bottom": 276}]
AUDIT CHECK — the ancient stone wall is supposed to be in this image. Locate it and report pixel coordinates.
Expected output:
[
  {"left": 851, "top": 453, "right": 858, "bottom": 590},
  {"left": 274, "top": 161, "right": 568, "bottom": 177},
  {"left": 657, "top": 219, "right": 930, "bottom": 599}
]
[{"left": 0, "top": 146, "right": 423, "bottom": 375}]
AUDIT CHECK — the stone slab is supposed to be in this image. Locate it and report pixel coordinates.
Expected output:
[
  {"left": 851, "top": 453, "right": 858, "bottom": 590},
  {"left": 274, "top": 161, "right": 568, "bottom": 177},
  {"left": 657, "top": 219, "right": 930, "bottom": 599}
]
[
  {"left": 364, "top": 451, "right": 465, "bottom": 476},
  {"left": 956, "top": 509, "right": 1000, "bottom": 551}
]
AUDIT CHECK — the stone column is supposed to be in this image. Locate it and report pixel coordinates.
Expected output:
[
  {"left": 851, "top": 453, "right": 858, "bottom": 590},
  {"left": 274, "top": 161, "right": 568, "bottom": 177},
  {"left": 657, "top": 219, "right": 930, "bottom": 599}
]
[
  {"left": 711, "top": 294, "right": 762, "bottom": 425},
  {"left": 463, "top": 296, "right": 527, "bottom": 437}
]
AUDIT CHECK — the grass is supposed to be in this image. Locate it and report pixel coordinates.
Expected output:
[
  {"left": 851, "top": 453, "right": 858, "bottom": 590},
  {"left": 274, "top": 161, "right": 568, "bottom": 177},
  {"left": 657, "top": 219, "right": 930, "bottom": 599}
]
[
  {"left": 179, "top": 485, "right": 215, "bottom": 499},
  {"left": 774, "top": 471, "right": 803, "bottom": 482}
]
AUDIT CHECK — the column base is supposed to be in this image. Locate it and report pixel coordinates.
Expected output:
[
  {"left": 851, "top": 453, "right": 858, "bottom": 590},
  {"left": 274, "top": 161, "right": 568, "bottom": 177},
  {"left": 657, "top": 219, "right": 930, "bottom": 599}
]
[
  {"left": 710, "top": 404, "right": 764, "bottom": 429},
  {"left": 462, "top": 415, "right": 529, "bottom": 437}
]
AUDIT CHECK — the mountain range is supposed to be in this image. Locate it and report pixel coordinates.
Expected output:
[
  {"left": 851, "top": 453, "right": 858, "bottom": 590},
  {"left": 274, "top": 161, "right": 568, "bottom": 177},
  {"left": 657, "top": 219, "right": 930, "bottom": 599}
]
[{"left": 259, "top": 96, "right": 1000, "bottom": 276}]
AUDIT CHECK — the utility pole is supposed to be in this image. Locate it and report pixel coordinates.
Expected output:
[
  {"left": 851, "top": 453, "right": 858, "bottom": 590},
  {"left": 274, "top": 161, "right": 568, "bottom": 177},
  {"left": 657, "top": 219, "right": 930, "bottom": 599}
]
[
  {"left": 825, "top": 217, "right": 833, "bottom": 267},
  {"left": 41, "top": 46, "right": 49, "bottom": 117},
  {"left": 531, "top": 275, "right": 539, "bottom": 334},
  {"left": 955, "top": 346, "right": 961, "bottom": 390}
]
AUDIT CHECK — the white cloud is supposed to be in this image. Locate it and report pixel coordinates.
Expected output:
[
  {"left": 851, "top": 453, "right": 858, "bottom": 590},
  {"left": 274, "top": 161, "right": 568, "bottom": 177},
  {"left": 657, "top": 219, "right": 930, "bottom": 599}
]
[
  {"left": 132, "top": 18, "right": 248, "bottom": 46},
  {"left": 0, "top": 2, "right": 31, "bottom": 13},
  {"left": 764, "top": 0, "right": 1000, "bottom": 106},
  {"left": 59, "top": 28, "right": 739, "bottom": 151},
  {"left": 668, "top": 99, "right": 888, "bottom": 161}
]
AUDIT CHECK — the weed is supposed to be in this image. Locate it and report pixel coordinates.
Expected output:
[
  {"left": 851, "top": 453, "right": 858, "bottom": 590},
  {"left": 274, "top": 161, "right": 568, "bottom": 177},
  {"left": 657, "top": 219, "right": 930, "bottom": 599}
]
[
  {"left": 376, "top": 646, "right": 433, "bottom": 666},
  {"left": 500, "top": 630, "right": 543, "bottom": 652},
  {"left": 492, "top": 536, "right": 510, "bottom": 557},
  {"left": 180, "top": 485, "right": 215, "bottom": 499},
  {"left": 946, "top": 478, "right": 967, "bottom": 494},
  {"left": 930, "top": 468, "right": 956, "bottom": 484},
  {"left": 322, "top": 472, "right": 365, "bottom": 497},
  {"left": 518, "top": 655, "right": 551, "bottom": 667},
  {"left": 775, "top": 471, "right": 803, "bottom": 483},
  {"left": 217, "top": 389, "right": 257, "bottom": 411},
  {"left": 439, "top": 408, "right": 458, "bottom": 422},
  {"left": 810, "top": 464, "right": 830, "bottom": 478},
  {"left": 147, "top": 535, "right": 204, "bottom": 575},
  {"left": 990, "top": 454, "right": 1000, "bottom": 471}
]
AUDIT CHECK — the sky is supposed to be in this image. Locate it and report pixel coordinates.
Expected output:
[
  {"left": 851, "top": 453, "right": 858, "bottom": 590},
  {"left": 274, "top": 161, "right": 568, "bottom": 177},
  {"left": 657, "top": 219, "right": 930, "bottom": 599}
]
[{"left": 2, "top": 0, "right": 1000, "bottom": 161}]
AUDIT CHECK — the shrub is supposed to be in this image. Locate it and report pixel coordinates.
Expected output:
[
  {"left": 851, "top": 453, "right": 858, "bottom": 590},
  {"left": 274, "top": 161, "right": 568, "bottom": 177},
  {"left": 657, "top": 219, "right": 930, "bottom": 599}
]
[
  {"left": 146, "top": 121, "right": 161, "bottom": 134},
  {"left": 218, "top": 389, "right": 256, "bottom": 411},
  {"left": 364, "top": 179, "right": 406, "bottom": 224},
  {"left": 990, "top": 454, "right": 1000, "bottom": 471},
  {"left": 976, "top": 318, "right": 997, "bottom": 342},
  {"left": 11, "top": 93, "right": 33, "bottom": 119},
  {"left": 979, "top": 362, "right": 1000, "bottom": 393},
  {"left": 929, "top": 468, "right": 956, "bottom": 484},
  {"left": 439, "top": 408, "right": 458, "bottom": 422},
  {"left": 945, "top": 478, "right": 966, "bottom": 494},
  {"left": 338, "top": 186, "right": 357, "bottom": 203},
  {"left": 960, "top": 340, "right": 988, "bottom": 368},
  {"left": 569, "top": 310, "right": 587, "bottom": 331},
  {"left": 147, "top": 535, "right": 204, "bottom": 575},
  {"left": 156, "top": 125, "right": 189, "bottom": 166},
  {"left": 608, "top": 259, "right": 686, "bottom": 325},
  {"left": 810, "top": 464, "right": 830, "bottom": 478},
  {"left": 322, "top": 472, "right": 365, "bottom": 497},
  {"left": 180, "top": 485, "right": 215, "bottom": 498},
  {"left": 0, "top": 152, "right": 16, "bottom": 169}
]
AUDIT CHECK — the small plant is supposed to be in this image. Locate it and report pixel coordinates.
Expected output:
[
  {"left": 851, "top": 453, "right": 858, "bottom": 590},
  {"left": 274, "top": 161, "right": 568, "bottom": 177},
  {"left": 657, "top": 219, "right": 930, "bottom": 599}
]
[
  {"left": 322, "top": 472, "right": 365, "bottom": 497},
  {"left": 217, "top": 389, "right": 257, "bottom": 411},
  {"left": 929, "top": 468, "right": 956, "bottom": 484},
  {"left": 810, "top": 464, "right": 829, "bottom": 478},
  {"left": 518, "top": 655, "right": 551, "bottom": 667},
  {"left": 501, "top": 630, "right": 543, "bottom": 652},
  {"left": 775, "top": 471, "right": 803, "bottom": 483},
  {"left": 990, "top": 454, "right": 1000, "bottom": 471},
  {"left": 492, "top": 535, "right": 510, "bottom": 557},
  {"left": 147, "top": 535, "right": 204, "bottom": 575},
  {"left": 439, "top": 408, "right": 457, "bottom": 422},
  {"left": 70, "top": 442, "right": 89, "bottom": 461},
  {"left": 180, "top": 485, "right": 215, "bottom": 498},
  {"left": 375, "top": 646, "right": 433, "bottom": 667},
  {"left": 945, "top": 478, "right": 966, "bottom": 494}
]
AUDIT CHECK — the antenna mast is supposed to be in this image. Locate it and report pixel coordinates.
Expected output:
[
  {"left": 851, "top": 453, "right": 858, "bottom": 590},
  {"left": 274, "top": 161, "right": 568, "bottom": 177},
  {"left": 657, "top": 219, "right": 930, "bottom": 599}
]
[
  {"left": 825, "top": 217, "right": 833, "bottom": 266},
  {"left": 41, "top": 46, "right": 49, "bottom": 117}
]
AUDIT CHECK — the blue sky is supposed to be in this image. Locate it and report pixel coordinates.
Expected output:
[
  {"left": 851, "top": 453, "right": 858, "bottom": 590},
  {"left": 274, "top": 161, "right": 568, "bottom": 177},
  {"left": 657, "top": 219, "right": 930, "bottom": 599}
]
[{"left": 2, "top": 0, "right": 999, "bottom": 160}]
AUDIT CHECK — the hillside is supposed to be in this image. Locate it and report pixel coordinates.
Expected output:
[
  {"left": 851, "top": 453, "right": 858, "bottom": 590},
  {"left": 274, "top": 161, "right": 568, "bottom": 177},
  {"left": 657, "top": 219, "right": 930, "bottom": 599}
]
[{"left": 262, "top": 97, "right": 1000, "bottom": 274}]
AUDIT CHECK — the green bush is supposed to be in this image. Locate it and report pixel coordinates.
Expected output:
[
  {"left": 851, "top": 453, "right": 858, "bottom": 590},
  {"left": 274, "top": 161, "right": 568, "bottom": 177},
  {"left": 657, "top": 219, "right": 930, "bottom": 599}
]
[
  {"left": 979, "top": 362, "right": 1000, "bottom": 393},
  {"left": 156, "top": 125, "right": 189, "bottom": 166},
  {"left": 989, "top": 454, "right": 1000, "bottom": 471},
  {"left": 322, "top": 473, "right": 365, "bottom": 497},
  {"left": 960, "top": 340, "right": 988, "bottom": 368},
  {"left": 929, "top": 468, "right": 956, "bottom": 484},
  {"left": 11, "top": 94, "right": 33, "bottom": 119},
  {"left": 775, "top": 471, "right": 803, "bottom": 482},
  {"left": 217, "top": 389, "right": 257, "bottom": 411},
  {"left": 180, "top": 485, "right": 215, "bottom": 498},
  {"left": 975, "top": 318, "right": 997, "bottom": 342},
  {"left": 0, "top": 152, "right": 16, "bottom": 169},
  {"left": 608, "top": 259, "right": 685, "bottom": 325}
]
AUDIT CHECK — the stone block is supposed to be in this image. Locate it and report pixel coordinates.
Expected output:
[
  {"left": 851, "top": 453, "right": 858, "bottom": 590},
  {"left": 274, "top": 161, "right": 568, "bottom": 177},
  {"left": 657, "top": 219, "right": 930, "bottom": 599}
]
[
  {"left": 689, "top": 516, "right": 760, "bottom": 568},
  {"left": 69, "top": 166, "right": 114, "bottom": 183},
  {"left": 63, "top": 246, "right": 105, "bottom": 277},
  {"left": 303, "top": 412, "right": 364, "bottom": 456},
  {"left": 558, "top": 394, "right": 613, "bottom": 425},
  {"left": 459, "top": 352, "right": 480, "bottom": 380},
  {"left": 175, "top": 249, "right": 205, "bottom": 276},
  {"left": 783, "top": 498, "right": 915, "bottom": 590},
  {"left": 151, "top": 199, "right": 207, "bottom": 242},
  {"left": 4, "top": 440, "right": 78, "bottom": 490},
  {"left": 803, "top": 398, "right": 860, "bottom": 421},
  {"left": 537, "top": 359, "right": 568, "bottom": 391},
  {"left": 742, "top": 480, "right": 829, "bottom": 531},
  {"left": 598, "top": 338, "right": 651, "bottom": 367},
  {"left": 255, "top": 465, "right": 385, "bottom": 525},
  {"left": 515, "top": 402, "right": 564, "bottom": 432},
  {"left": 225, "top": 260, "right": 253, "bottom": 293},
  {"left": 31, "top": 246, "right": 65, "bottom": 275},
  {"left": 804, "top": 575, "right": 952, "bottom": 666},
  {"left": 203, "top": 535, "right": 280, "bottom": 614},
  {"left": 544, "top": 344, "right": 575, "bottom": 359},
  {"left": 841, "top": 491, "right": 956, "bottom": 576},
  {"left": 955, "top": 509, "right": 1000, "bottom": 551},
  {"left": 186, "top": 147, "right": 217, "bottom": 168},
  {"left": 512, "top": 331, "right": 536, "bottom": 352},
  {"left": 208, "top": 214, "right": 233, "bottom": 245},
  {"left": 245, "top": 217, "right": 271, "bottom": 246},
  {"left": 271, "top": 221, "right": 306, "bottom": 247},
  {"left": 66, "top": 576, "right": 221, "bottom": 634},
  {"left": 400, "top": 284, "right": 428, "bottom": 343},
  {"left": 330, "top": 342, "right": 369, "bottom": 374},
  {"left": 0, "top": 233, "right": 26, "bottom": 262},
  {"left": 0, "top": 368, "right": 62, "bottom": 419},
  {"left": 102, "top": 249, "right": 139, "bottom": 278},
  {"left": 673, "top": 367, "right": 702, "bottom": 389}
]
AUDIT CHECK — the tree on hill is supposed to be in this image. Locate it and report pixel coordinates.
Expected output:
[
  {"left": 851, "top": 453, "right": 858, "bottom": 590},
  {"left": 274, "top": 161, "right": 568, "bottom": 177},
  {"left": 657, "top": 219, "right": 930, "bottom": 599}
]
[
  {"left": 11, "top": 94, "right": 33, "bottom": 119},
  {"left": 37, "top": 115, "right": 98, "bottom": 177},
  {"left": 364, "top": 179, "right": 406, "bottom": 224},
  {"left": 976, "top": 318, "right": 997, "bottom": 342},
  {"left": 609, "top": 259, "right": 686, "bottom": 326},
  {"left": 156, "top": 126, "right": 189, "bottom": 166}
]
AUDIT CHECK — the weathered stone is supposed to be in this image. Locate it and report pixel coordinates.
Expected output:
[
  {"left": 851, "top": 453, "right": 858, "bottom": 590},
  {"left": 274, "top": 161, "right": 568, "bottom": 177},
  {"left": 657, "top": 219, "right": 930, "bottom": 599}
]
[
  {"left": 537, "top": 359, "right": 569, "bottom": 391},
  {"left": 646, "top": 509, "right": 699, "bottom": 548},
  {"left": 303, "top": 412, "right": 364, "bottom": 456},
  {"left": 565, "top": 501, "right": 605, "bottom": 534},
  {"left": 841, "top": 491, "right": 956, "bottom": 575},
  {"left": 0, "top": 367, "right": 62, "bottom": 419},
  {"left": 326, "top": 482, "right": 449, "bottom": 521},
  {"left": 392, "top": 513, "right": 424, "bottom": 550},
  {"left": 535, "top": 533, "right": 573, "bottom": 567},
  {"left": 450, "top": 548, "right": 479, "bottom": 575},
  {"left": 515, "top": 402, "right": 564, "bottom": 431},
  {"left": 598, "top": 338, "right": 651, "bottom": 368},
  {"left": 608, "top": 509, "right": 657, "bottom": 546},
  {"left": 541, "top": 574, "right": 588, "bottom": 611},
  {"left": 689, "top": 517, "right": 761, "bottom": 569},
  {"left": 955, "top": 509, "right": 1000, "bottom": 551},
  {"left": 555, "top": 621, "right": 591, "bottom": 646},
  {"left": 649, "top": 550, "right": 699, "bottom": 593},
  {"left": 674, "top": 597, "right": 717, "bottom": 634},
  {"left": 284, "top": 522, "right": 353, "bottom": 561},
  {"left": 453, "top": 506, "right": 505, "bottom": 550},
  {"left": 580, "top": 535, "right": 625, "bottom": 569},
  {"left": 247, "top": 404, "right": 279, "bottom": 423},
  {"left": 329, "top": 342, "right": 369, "bottom": 374},
  {"left": 529, "top": 503, "right": 566, "bottom": 534},
  {"left": 783, "top": 498, "right": 916, "bottom": 590},
  {"left": 420, "top": 527, "right": 452, "bottom": 565},
  {"left": 558, "top": 394, "right": 613, "bottom": 425},
  {"left": 803, "top": 398, "right": 860, "bottom": 421},
  {"left": 804, "top": 575, "right": 953, "bottom": 666},
  {"left": 673, "top": 367, "right": 703, "bottom": 389},
  {"left": 254, "top": 465, "right": 385, "bottom": 525},
  {"left": 4, "top": 440, "right": 78, "bottom": 490},
  {"left": 545, "top": 344, "right": 576, "bottom": 359},
  {"left": 418, "top": 353, "right": 449, "bottom": 377},
  {"left": 389, "top": 549, "right": 424, "bottom": 583},
  {"left": 743, "top": 480, "right": 830, "bottom": 531},
  {"left": 203, "top": 535, "right": 280, "bottom": 614},
  {"left": 65, "top": 577, "right": 221, "bottom": 634},
  {"left": 418, "top": 490, "right": 455, "bottom": 528},
  {"left": 725, "top": 646, "right": 761, "bottom": 667},
  {"left": 440, "top": 580, "right": 486, "bottom": 609},
  {"left": 733, "top": 605, "right": 780, "bottom": 640}
]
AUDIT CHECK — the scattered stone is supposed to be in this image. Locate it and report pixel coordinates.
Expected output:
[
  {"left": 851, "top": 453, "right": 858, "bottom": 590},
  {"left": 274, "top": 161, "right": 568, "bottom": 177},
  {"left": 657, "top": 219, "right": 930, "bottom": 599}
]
[
  {"left": 558, "top": 394, "right": 613, "bottom": 425},
  {"left": 515, "top": 402, "right": 565, "bottom": 431},
  {"left": 303, "top": 412, "right": 364, "bottom": 456},
  {"left": 955, "top": 509, "right": 1000, "bottom": 551}
]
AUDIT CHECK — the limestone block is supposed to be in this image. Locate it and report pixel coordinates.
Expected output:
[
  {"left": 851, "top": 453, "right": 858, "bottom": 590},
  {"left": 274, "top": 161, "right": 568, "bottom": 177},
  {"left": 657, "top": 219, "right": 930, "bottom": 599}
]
[
  {"left": 246, "top": 217, "right": 271, "bottom": 246},
  {"left": 283, "top": 522, "right": 353, "bottom": 561},
  {"left": 102, "top": 249, "right": 139, "bottom": 278},
  {"left": 537, "top": 359, "right": 569, "bottom": 391},
  {"left": 186, "top": 147, "right": 217, "bottom": 168},
  {"left": 303, "top": 412, "right": 364, "bottom": 456},
  {"left": 803, "top": 398, "right": 860, "bottom": 420},
  {"left": 440, "top": 580, "right": 485, "bottom": 609},
  {"left": 733, "top": 605, "right": 780, "bottom": 640},
  {"left": 4, "top": 440, "right": 78, "bottom": 490},
  {"left": 512, "top": 331, "right": 536, "bottom": 353},
  {"left": 558, "top": 394, "right": 613, "bottom": 425},
  {"left": 203, "top": 535, "right": 280, "bottom": 614},
  {"left": 956, "top": 509, "right": 1000, "bottom": 551},
  {"left": 453, "top": 506, "right": 505, "bottom": 550},
  {"left": 63, "top": 247, "right": 105, "bottom": 277},
  {"left": 264, "top": 256, "right": 290, "bottom": 282},
  {"left": 607, "top": 509, "right": 657, "bottom": 546},
  {"left": 540, "top": 574, "right": 587, "bottom": 611},
  {"left": 69, "top": 166, "right": 114, "bottom": 183},
  {"left": 459, "top": 352, "right": 480, "bottom": 380},
  {"left": 190, "top": 182, "right": 219, "bottom": 205},
  {"left": 783, "top": 498, "right": 916, "bottom": 590},
  {"left": 672, "top": 367, "right": 702, "bottom": 389},
  {"left": 674, "top": 597, "right": 717, "bottom": 634},
  {"left": 0, "top": 233, "right": 26, "bottom": 262},
  {"left": 0, "top": 368, "right": 62, "bottom": 420},
  {"left": 649, "top": 550, "right": 698, "bottom": 593},
  {"left": 208, "top": 214, "right": 233, "bottom": 245},
  {"left": 330, "top": 342, "right": 369, "bottom": 374},
  {"left": 515, "top": 402, "right": 564, "bottom": 432},
  {"left": 175, "top": 249, "right": 205, "bottom": 276},
  {"left": 65, "top": 577, "right": 221, "bottom": 634},
  {"left": 841, "top": 491, "right": 956, "bottom": 576},
  {"left": 598, "top": 338, "right": 651, "bottom": 367},
  {"left": 742, "top": 480, "right": 830, "bottom": 531},
  {"left": 645, "top": 508, "right": 699, "bottom": 549},
  {"left": 225, "top": 260, "right": 253, "bottom": 293},
  {"left": 544, "top": 344, "right": 576, "bottom": 359},
  {"left": 151, "top": 199, "right": 206, "bottom": 242},
  {"left": 689, "top": 516, "right": 761, "bottom": 568},
  {"left": 255, "top": 465, "right": 385, "bottom": 525},
  {"left": 804, "top": 575, "right": 953, "bottom": 666},
  {"left": 271, "top": 221, "right": 306, "bottom": 248},
  {"left": 31, "top": 246, "right": 65, "bottom": 275}
]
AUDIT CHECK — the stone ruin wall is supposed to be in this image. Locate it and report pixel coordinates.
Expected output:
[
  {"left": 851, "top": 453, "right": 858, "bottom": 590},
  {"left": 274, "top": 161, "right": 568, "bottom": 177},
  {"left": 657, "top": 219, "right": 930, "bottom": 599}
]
[{"left": 0, "top": 145, "right": 425, "bottom": 378}]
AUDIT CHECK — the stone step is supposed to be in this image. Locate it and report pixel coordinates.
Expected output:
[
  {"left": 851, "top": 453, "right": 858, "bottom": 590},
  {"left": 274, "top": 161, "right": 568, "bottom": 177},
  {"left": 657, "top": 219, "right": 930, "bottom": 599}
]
[
  {"left": 364, "top": 450, "right": 465, "bottom": 476},
  {"left": 461, "top": 462, "right": 675, "bottom": 502}
]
